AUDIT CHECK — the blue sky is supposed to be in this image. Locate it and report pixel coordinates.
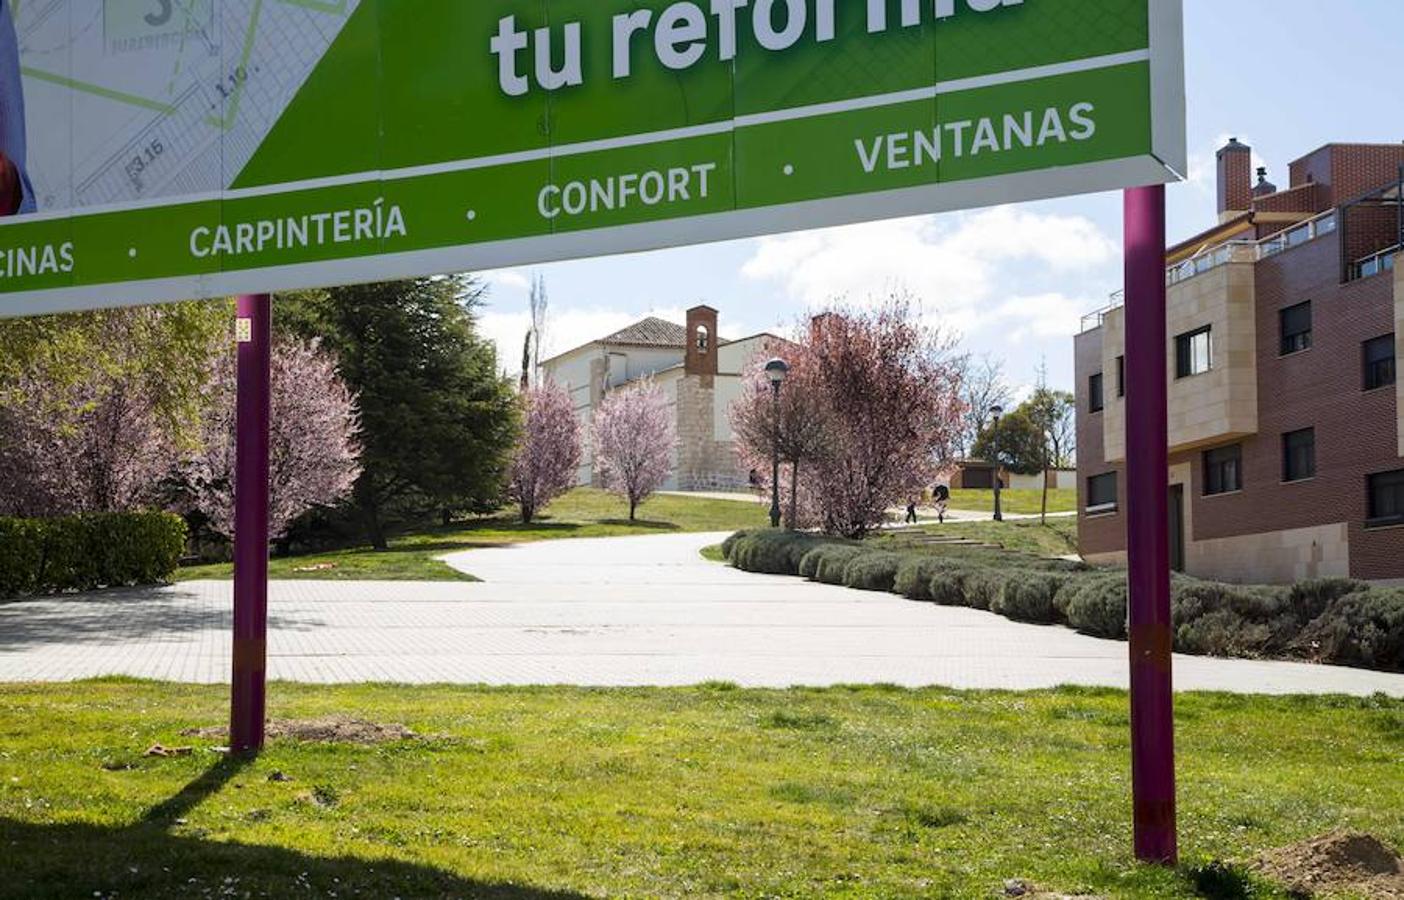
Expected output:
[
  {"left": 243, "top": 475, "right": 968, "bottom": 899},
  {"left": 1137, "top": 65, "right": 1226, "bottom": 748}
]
[{"left": 477, "top": 1, "right": 1404, "bottom": 396}]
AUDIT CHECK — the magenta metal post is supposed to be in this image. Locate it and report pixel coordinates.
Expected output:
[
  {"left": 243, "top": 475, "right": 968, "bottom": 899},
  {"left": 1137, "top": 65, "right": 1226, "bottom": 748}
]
[
  {"left": 1124, "top": 185, "right": 1177, "bottom": 864},
  {"left": 231, "top": 294, "right": 272, "bottom": 754}
]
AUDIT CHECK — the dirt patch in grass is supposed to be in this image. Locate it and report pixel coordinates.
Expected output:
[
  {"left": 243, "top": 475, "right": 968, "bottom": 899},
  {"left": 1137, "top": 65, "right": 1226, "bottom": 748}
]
[
  {"left": 1250, "top": 831, "right": 1404, "bottom": 897},
  {"left": 183, "top": 716, "right": 417, "bottom": 745}
]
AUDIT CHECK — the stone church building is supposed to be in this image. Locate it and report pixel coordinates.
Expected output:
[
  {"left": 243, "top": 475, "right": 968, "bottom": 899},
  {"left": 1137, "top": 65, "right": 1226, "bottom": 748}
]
[{"left": 538, "top": 306, "right": 784, "bottom": 492}]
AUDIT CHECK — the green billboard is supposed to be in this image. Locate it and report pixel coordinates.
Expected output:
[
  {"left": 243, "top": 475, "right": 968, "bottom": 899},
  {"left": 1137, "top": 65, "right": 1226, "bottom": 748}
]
[{"left": 0, "top": 0, "right": 1184, "bottom": 317}]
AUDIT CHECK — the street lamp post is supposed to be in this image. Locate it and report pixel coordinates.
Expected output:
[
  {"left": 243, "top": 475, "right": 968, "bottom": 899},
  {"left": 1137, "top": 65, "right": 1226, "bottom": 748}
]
[
  {"left": 765, "top": 358, "right": 790, "bottom": 529},
  {"left": 990, "top": 405, "right": 1004, "bottom": 523}
]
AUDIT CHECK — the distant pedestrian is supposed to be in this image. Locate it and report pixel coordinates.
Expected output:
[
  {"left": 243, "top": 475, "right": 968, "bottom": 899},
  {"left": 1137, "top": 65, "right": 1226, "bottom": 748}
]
[
  {"left": 933, "top": 484, "right": 950, "bottom": 525},
  {"left": 905, "top": 499, "right": 919, "bottom": 525},
  {"left": 748, "top": 468, "right": 764, "bottom": 502}
]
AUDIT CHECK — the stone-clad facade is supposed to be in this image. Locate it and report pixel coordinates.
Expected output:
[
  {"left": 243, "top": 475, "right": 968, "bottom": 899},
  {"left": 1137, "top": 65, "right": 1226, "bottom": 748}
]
[
  {"left": 1076, "top": 140, "right": 1404, "bottom": 583},
  {"left": 539, "top": 305, "right": 786, "bottom": 492}
]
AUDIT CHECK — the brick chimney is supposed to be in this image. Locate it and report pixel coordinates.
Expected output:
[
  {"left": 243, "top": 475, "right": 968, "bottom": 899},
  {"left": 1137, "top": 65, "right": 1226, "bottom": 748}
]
[
  {"left": 1217, "top": 138, "right": 1253, "bottom": 219},
  {"left": 685, "top": 305, "right": 718, "bottom": 379}
]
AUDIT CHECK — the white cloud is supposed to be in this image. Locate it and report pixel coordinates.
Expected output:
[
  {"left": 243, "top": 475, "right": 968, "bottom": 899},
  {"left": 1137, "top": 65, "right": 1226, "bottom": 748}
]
[
  {"left": 740, "top": 206, "right": 1117, "bottom": 336},
  {"left": 484, "top": 268, "right": 532, "bottom": 292},
  {"left": 1185, "top": 133, "right": 1271, "bottom": 198},
  {"left": 986, "top": 293, "right": 1095, "bottom": 345}
]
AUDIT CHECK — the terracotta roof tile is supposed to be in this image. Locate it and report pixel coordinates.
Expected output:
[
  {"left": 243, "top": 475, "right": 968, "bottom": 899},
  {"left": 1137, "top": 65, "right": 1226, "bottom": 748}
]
[{"left": 601, "top": 317, "right": 688, "bottom": 348}]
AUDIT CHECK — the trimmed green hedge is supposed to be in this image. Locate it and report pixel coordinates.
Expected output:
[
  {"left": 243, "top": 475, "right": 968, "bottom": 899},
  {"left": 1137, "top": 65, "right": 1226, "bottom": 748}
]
[
  {"left": 723, "top": 530, "right": 1404, "bottom": 672},
  {"left": 0, "top": 512, "right": 187, "bottom": 598},
  {"left": 843, "top": 552, "right": 904, "bottom": 593}
]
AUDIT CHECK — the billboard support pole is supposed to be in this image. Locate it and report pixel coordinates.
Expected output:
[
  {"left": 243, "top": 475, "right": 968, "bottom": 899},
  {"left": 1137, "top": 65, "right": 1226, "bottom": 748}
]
[
  {"left": 1124, "top": 185, "right": 1177, "bottom": 864},
  {"left": 231, "top": 293, "right": 271, "bottom": 755}
]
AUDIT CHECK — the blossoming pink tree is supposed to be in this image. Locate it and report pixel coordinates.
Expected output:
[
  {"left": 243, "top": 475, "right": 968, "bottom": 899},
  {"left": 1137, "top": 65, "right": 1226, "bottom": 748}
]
[
  {"left": 730, "top": 349, "right": 836, "bottom": 529},
  {"left": 187, "top": 338, "right": 361, "bottom": 541},
  {"left": 731, "top": 296, "right": 966, "bottom": 538},
  {"left": 807, "top": 298, "right": 965, "bottom": 537},
  {"left": 508, "top": 381, "right": 582, "bottom": 523},
  {"left": 0, "top": 370, "right": 179, "bottom": 517},
  {"left": 591, "top": 381, "right": 676, "bottom": 522}
]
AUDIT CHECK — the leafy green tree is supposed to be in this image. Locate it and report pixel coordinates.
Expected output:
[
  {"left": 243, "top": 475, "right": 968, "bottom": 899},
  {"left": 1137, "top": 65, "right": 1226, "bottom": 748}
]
[
  {"left": 971, "top": 406, "right": 1045, "bottom": 477},
  {"left": 0, "top": 303, "right": 226, "bottom": 517},
  {"left": 275, "top": 277, "right": 519, "bottom": 548},
  {"left": 0, "top": 301, "right": 226, "bottom": 441},
  {"left": 1023, "top": 363, "right": 1076, "bottom": 522}
]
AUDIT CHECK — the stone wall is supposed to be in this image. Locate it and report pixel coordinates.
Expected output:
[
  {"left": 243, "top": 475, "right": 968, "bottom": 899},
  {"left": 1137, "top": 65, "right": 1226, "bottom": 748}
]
[{"left": 674, "top": 374, "right": 747, "bottom": 491}]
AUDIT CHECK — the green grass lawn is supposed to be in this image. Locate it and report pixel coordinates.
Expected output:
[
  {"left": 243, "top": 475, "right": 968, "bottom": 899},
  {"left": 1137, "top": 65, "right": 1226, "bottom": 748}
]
[
  {"left": 177, "top": 489, "right": 769, "bottom": 582},
  {"left": 897, "top": 517, "right": 1080, "bottom": 558},
  {"left": 947, "top": 488, "right": 1077, "bottom": 515},
  {"left": 3, "top": 681, "right": 1401, "bottom": 899}
]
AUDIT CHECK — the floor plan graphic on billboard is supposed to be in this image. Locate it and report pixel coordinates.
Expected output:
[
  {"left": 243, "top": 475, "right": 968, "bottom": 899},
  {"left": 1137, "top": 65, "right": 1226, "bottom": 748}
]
[{"left": 14, "top": 0, "right": 360, "bottom": 213}]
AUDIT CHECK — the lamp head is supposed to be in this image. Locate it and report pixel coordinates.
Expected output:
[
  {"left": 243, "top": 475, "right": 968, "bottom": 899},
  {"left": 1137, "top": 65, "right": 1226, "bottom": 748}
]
[{"left": 764, "top": 357, "right": 790, "bottom": 386}]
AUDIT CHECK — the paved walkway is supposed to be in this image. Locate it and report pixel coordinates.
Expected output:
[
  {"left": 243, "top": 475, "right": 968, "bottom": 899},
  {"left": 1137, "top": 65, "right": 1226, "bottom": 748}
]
[{"left": 2, "top": 533, "right": 1401, "bottom": 694}]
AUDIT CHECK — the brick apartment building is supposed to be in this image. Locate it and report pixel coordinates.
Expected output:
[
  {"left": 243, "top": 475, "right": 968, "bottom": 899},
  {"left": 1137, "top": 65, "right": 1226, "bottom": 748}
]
[{"left": 1074, "top": 139, "right": 1404, "bottom": 583}]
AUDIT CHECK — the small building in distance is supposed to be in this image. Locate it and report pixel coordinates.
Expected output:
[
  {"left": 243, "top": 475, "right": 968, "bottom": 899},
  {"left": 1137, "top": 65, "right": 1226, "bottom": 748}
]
[
  {"left": 539, "top": 305, "right": 787, "bottom": 492},
  {"left": 1074, "top": 139, "right": 1404, "bottom": 583},
  {"left": 950, "top": 460, "right": 1076, "bottom": 492}
]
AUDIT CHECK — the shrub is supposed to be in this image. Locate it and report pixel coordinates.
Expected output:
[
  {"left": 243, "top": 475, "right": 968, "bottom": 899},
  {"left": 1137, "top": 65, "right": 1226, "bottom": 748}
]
[
  {"left": 927, "top": 564, "right": 978, "bottom": 607},
  {"left": 1172, "top": 582, "right": 1290, "bottom": 658},
  {"left": 1035, "top": 557, "right": 1093, "bottom": 575},
  {"left": 1285, "top": 578, "right": 1369, "bottom": 622},
  {"left": 806, "top": 545, "right": 868, "bottom": 585},
  {"left": 1061, "top": 574, "right": 1129, "bottom": 639},
  {"left": 894, "top": 557, "right": 948, "bottom": 601},
  {"left": 843, "top": 552, "right": 904, "bottom": 593},
  {"left": 720, "top": 530, "right": 750, "bottom": 561},
  {"left": 0, "top": 519, "right": 44, "bottom": 597},
  {"left": 960, "top": 568, "right": 1010, "bottom": 611},
  {"left": 729, "top": 531, "right": 828, "bottom": 576},
  {"left": 992, "top": 573, "right": 1069, "bottom": 624},
  {"left": 1295, "top": 588, "right": 1404, "bottom": 671},
  {"left": 0, "top": 512, "right": 187, "bottom": 598},
  {"left": 797, "top": 547, "right": 826, "bottom": 580}
]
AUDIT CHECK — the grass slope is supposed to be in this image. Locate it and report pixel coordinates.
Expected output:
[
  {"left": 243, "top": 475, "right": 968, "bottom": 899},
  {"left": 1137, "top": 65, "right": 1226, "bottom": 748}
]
[
  {"left": 947, "top": 488, "right": 1077, "bottom": 515},
  {"left": 3, "top": 681, "right": 1402, "bottom": 898},
  {"left": 898, "top": 518, "right": 1079, "bottom": 557},
  {"left": 178, "top": 489, "right": 769, "bottom": 582}
]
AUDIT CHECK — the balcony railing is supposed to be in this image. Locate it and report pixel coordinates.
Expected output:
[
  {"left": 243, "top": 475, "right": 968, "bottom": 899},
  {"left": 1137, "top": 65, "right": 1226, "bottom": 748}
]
[
  {"left": 1353, "top": 244, "right": 1399, "bottom": 280},
  {"left": 1259, "top": 211, "right": 1336, "bottom": 260},
  {"left": 1079, "top": 211, "right": 1338, "bottom": 333},
  {"left": 1166, "top": 241, "right": 1258, "bottom": 287}
]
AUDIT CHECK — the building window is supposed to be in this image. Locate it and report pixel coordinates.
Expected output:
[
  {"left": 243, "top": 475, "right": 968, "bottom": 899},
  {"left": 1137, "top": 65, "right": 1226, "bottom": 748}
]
[
  {"left": 1088, "top": 372, "right": 1104, "bottom": 413},
  {"left": 1367, "top": 469, "right": 1404, "bottom": 527},
  {"left": 1282, "top": 428, "right": 1316, "bottom": 483},
  {"left": 1279, "top": 301, "right": 1312, "bottom": 355},
  {"left": 1203, "top": 444, "right": 1242, "bottom": 496},
  {"left": 1086, "top": 473, "right": 1118, "bottom": 514},
  {"left": 1116, "top": 356, "right": 1125, "bottom": 398},
  {"left": 1364, "top": 334, "right": 1396, "bottom": 391},
  {"left": 1175, "top": 326, "right": 1213, "bottom": 378}
]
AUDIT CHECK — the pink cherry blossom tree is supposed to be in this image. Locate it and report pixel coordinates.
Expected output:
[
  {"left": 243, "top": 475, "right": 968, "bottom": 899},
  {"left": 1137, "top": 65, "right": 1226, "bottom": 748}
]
[
  {"left": 186, "top": 337, "right": 361, "bottom": 541},
  {"left": 591, "top": 381, "right": 676, "bottom": 522},
  {"left": 730, "top": 349, "right": 836, "bottom": 530},
  {"left": 508, "top": 380, "right": 583, "bottom": 523},
  {"left": 0, "top": 372, "right": 180, "bottom": 517},
  {"left": 730, "top": 295, "right": 966, "bottom": 539},
  {"left": 805, "top": 297, "right": 965, "bottom": 537}
]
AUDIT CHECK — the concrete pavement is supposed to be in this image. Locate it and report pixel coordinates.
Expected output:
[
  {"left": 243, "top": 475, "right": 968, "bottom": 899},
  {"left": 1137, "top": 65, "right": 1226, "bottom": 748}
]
[{"left": 1, "top": 532, "right": 1401, "bottom": 694}]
